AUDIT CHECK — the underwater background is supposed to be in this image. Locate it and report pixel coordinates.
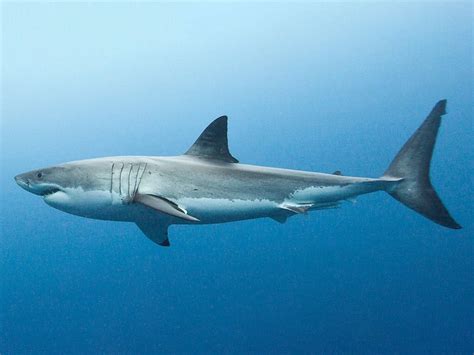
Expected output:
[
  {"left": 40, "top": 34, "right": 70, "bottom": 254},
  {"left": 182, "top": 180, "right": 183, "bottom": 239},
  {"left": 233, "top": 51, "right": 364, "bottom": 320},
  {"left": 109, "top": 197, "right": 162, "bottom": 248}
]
[{"left": 1, "top": 2, "right": 472, "bottom": 353}]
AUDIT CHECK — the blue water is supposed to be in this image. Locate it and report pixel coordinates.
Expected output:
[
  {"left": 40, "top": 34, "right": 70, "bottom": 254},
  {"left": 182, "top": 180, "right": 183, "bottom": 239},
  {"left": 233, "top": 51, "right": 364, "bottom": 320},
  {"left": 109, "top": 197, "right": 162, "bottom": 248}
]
[{"left": 1, "top": 3, "right": 472, "bottom": 353}]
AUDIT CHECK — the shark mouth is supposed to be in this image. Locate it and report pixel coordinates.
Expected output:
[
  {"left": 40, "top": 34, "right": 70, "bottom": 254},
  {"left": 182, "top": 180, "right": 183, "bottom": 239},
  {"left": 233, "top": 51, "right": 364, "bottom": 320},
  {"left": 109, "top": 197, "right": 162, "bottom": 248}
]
[{"left": 42, "top": 187, "right": 62, "bottom": 197}]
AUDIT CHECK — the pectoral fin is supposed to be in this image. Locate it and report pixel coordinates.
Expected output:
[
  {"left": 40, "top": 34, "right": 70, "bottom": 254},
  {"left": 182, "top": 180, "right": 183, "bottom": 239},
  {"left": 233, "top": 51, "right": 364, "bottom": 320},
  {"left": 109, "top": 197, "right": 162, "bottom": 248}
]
[
  {"left": 136, "top": 221, "right": 170, "bottom": 247},
  {"left": 134, "top": 193, "right": 200, "bottom": 222}
]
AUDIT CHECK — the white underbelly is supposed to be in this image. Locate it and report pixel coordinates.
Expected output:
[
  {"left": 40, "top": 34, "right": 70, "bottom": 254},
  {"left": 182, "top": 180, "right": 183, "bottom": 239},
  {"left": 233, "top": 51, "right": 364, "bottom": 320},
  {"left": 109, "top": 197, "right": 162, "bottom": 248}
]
[
  {"left": 44, "top": 188, "right": 145, "bottom": 221},
  {"left": 176, "top": 197, "right": 279, "bottom": 223}
]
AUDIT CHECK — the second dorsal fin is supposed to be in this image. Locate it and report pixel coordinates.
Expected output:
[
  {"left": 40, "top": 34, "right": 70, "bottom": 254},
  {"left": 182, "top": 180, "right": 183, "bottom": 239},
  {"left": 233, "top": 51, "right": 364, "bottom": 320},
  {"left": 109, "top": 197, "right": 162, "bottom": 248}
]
[{"left": 184, "top": 116, "right": 239, "bottom": 163}]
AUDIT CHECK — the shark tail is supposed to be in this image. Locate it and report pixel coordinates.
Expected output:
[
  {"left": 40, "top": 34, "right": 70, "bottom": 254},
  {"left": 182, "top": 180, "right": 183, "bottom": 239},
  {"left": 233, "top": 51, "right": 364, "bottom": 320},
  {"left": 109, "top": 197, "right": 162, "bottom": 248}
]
[{"left": 382, "top": 100, "right": 461, "bottom": 229}]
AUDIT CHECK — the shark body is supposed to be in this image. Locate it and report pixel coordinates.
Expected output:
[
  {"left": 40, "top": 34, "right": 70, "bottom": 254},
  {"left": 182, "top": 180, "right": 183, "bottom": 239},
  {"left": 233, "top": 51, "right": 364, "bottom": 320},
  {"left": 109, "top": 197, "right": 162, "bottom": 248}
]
[{"left": 15, "top": 100, "right": 461, "bottom": 246}]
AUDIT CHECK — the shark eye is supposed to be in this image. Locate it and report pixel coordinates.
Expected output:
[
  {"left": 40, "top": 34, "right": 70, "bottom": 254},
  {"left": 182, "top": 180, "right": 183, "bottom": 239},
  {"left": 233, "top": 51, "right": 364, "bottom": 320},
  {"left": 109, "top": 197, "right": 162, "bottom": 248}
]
[{"left": 37, "top": 172, "right": 43, "bottom": 178}]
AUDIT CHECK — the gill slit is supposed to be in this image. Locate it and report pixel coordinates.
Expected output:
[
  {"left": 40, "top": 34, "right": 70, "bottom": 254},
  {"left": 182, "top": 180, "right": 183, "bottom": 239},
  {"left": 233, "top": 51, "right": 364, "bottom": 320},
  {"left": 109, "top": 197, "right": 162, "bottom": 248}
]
[
  {"left": 110, "top": 163, "right": 115, "bottom": 193},
  {"left": 132, "top": 163, "right": 142, "bottom": 198},
  {"left": 134, "top": 163, "right": 147, "bottom": 198},
  {"left": 127, "top": 163, "right": 133, "bottom": 198},
  {"left": 118, "top": 162, "right": 125, "bottom": 195}
]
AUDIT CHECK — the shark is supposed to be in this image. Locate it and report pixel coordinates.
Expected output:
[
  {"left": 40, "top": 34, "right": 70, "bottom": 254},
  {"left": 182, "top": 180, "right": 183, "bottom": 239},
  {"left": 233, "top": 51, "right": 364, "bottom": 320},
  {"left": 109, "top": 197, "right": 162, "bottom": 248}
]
[{"left": 15, "top": 100, "right": 461, "bottom": 246}]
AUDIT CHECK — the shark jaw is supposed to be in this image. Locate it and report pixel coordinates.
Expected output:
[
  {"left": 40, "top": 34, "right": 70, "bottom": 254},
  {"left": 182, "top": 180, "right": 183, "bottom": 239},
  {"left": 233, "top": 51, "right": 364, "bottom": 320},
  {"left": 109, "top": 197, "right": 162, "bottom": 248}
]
[{"left": 14, "top": 174, "right": 63, "bottom": 198}]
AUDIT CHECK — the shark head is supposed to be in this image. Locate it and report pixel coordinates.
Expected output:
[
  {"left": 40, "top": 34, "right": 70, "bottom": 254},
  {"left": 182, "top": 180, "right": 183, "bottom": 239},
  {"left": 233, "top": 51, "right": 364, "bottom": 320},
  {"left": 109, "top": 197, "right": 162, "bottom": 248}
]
[
  {"left": 14, "top": 160, "right": 133, "bottom": 220},
  {"left": 15, "top": 167, "right": 67, "bottom": 198},
  {"left": 15, "top": 164, "right": 96, "bottom": 213}
]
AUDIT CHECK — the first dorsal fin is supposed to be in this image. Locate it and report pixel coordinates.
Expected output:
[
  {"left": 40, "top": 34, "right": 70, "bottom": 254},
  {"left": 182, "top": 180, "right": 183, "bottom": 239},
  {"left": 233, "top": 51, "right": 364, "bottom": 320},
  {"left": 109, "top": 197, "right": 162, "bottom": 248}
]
[{"left": 184, "top": 116, "right": 239, "bottom": 163}]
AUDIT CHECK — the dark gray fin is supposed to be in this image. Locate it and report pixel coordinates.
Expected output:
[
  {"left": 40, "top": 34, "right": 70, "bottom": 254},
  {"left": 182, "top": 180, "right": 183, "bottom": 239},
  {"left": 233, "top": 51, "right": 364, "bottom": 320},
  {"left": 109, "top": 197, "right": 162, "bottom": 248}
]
[
  {"left": 332, "top": 170, "right": 342, "bottom": 175},
  {"left": 134, "top": 193, "right": 200, "bottom": 222},
  {"left": 184, "top": 116, "right": 239, "bottom": 163},
  {"left": 136, "top": 221, "right": 170, "bottom": 247},
  {"left": 383, "top": 100, "right": 461, "bottom": 229}
]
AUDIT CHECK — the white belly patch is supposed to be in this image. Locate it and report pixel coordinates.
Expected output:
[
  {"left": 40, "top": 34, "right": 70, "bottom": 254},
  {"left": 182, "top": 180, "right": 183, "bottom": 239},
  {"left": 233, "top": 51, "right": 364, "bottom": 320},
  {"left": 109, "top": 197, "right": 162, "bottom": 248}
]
[{"left": 175, "top": 197, "right": 278, "bottom": 223}]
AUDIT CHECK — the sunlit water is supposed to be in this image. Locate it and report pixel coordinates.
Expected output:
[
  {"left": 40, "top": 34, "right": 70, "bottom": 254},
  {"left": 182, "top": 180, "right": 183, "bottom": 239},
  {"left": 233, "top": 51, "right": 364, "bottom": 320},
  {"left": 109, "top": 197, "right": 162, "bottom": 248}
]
[{"left": 1, "top": 3, "right": 472, "bottom": 353}]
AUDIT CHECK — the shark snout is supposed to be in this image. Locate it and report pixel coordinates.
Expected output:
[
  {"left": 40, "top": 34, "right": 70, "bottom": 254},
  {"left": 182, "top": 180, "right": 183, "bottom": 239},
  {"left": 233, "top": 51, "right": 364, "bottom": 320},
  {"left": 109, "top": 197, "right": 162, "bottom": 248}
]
[
  {"left": 15, "top": 174, "right": 30, "bottom": 190},
  {"left": 15, "top": 173, "right": 44, "bottom": 195},
  {"left": 15, "top": 167, "right": 66, "bottom": 197},
  {"left": 14, "top": 172, "right": 58, "bottom": 196}
]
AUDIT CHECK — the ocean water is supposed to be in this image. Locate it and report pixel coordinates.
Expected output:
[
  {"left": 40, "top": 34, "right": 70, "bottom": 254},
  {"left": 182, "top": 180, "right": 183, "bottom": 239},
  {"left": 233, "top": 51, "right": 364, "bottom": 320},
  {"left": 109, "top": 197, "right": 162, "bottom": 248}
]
[{"left": 1, "top": 2, "right": 472, "bottom": 353}]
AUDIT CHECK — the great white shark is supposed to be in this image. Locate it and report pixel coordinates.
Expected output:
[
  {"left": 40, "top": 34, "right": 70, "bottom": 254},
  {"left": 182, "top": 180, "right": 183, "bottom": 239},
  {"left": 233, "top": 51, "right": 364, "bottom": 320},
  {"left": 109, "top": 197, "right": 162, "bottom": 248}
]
[{"left": 15, "top": 100, "right": 461, "bottom": 246}]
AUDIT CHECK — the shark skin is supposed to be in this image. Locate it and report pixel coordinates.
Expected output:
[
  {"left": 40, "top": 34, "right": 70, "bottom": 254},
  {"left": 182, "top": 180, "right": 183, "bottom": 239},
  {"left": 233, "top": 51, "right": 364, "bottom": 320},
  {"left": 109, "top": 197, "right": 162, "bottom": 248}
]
[{"left": 15, "top": 100, "right": 461, "bottom": 246}]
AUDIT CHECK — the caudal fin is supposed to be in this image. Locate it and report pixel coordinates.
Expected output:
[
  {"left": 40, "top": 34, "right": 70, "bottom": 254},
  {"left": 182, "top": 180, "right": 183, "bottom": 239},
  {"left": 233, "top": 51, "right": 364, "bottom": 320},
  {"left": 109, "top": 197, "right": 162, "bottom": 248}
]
[{"left": 383, "top": 100, "right": 461, "bottom": 229}]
